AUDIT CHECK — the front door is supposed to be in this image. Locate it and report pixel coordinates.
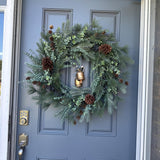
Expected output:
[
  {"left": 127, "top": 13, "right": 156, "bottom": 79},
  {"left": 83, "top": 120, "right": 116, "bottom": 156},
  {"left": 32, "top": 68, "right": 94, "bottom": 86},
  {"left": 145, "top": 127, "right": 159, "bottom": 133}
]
[{"left": 16, "top": 0, "right": 140, "bottom": 159}]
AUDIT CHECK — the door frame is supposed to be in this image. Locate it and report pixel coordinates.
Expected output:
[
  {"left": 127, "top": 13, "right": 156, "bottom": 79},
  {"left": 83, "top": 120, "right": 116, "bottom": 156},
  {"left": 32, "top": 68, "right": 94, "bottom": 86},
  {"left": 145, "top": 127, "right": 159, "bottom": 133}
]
[
  {"left": 136, "top": 0, "right": 156, "bottom": 160},
  {"left": 0, "top": 0, "right": 156, "bottom": 160},
  {"left": 0, "top": 0, "right": 16, "bottom": 160}
]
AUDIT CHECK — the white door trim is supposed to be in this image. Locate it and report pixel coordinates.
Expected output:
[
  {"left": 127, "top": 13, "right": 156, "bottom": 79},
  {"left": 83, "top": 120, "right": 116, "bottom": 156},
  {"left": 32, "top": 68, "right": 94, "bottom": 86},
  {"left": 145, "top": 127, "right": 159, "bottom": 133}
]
[
  {"left": 136, "top": 0, "right": 156, "bottom": 159},
  {"left": 0, "top": 0, "right": 156, "bottom": 160},
  {"left": 0, "top": 0, "right": 15, "bottom": 160}
]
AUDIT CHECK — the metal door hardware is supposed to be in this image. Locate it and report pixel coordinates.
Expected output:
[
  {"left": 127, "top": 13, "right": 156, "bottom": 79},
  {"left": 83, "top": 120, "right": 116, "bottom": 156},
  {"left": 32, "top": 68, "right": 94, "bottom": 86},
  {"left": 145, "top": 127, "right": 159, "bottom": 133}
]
[
  {"left": 19, "top": 110, "right": 29, "bottom": 126},
  {"left": 18, "top": 133, "right": 28, "bottom": 160},
  {"left": 19, "top": 133, "right": 28, "bottom": 147}
]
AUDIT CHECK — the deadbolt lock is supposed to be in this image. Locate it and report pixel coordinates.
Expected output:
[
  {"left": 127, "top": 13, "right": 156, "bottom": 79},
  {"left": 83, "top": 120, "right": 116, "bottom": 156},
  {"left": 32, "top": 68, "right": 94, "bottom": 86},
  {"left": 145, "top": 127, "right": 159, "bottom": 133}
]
[{"left": 19, "top": 110, "right": 29, "bottom": 126}]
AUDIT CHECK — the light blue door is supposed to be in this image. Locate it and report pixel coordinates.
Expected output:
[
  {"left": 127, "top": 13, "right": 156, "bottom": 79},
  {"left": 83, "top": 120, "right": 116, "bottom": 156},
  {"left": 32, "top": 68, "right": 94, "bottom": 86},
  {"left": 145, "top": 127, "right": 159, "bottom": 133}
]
[{"left": 17, "top": 0, "right": 140, "bottom": 159}]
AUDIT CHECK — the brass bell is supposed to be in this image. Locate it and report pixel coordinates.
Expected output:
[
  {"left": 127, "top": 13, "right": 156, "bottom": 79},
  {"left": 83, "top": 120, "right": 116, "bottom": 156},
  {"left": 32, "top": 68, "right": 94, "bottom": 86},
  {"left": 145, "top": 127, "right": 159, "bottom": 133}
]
[
  {"left": 76, "top": 70, "right": 85, "bottom": 81},
  {"left": 75, "top": 79, "right": 82, "bottom": 88},
  {"left": 75, "top": 66, "right": 85, "bottom": 88}
]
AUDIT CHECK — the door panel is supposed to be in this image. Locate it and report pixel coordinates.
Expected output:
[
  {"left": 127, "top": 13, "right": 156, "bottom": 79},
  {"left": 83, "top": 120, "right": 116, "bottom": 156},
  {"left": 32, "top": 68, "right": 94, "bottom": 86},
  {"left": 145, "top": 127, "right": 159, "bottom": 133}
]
[
  {"left": 39, "top": 107, "right": 69, "bottom": 135},
  {"left": 91, "top": 10, "right": 120, "bottom": 41},
  {"left": 17, "top": 0, "right": 140, "bottom": 160},
  {"left": 86, "top": 111, "right": 117, "bottom": 137}
]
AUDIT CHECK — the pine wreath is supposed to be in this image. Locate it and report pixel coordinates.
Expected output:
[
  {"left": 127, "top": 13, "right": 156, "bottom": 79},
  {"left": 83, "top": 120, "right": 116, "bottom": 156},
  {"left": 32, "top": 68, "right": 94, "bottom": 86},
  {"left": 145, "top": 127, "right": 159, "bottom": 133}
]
[{"left": 25, "top": 21, "right": 134, "bottom": 123}]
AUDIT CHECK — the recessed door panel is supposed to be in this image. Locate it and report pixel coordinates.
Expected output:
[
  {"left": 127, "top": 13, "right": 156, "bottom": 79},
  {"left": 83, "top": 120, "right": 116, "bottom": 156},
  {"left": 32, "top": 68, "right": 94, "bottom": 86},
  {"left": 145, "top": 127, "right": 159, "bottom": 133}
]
[
  {"left": 86, "top": 112, "right": 117, "bottom": 137},
  {"left": 91, "top": 10, "right": 120, "bottom": 41}
]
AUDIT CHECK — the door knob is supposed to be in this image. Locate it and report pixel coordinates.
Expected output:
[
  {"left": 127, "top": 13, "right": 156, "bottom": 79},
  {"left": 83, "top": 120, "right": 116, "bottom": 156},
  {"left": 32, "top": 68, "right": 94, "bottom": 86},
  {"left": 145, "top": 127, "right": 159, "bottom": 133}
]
[{"left": 18, "top": 133, "right": 28, "bottom": 160}]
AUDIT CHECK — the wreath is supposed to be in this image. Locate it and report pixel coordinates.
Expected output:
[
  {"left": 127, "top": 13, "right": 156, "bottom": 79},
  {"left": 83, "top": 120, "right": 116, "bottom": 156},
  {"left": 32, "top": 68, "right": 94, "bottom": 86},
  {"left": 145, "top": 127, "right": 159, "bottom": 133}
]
[{"left": 25, "top": 21, "right": 133, "bottom": 124}]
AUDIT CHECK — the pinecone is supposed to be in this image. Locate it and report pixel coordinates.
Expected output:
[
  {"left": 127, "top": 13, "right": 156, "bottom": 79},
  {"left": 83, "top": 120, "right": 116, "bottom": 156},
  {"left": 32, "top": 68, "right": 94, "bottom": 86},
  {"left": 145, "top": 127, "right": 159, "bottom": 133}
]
[
  {"left": 49, "top": 25, "right": 54, "bottom": 29},
  {"left": 79, "top": 110, "right": 83, "bottom": 115},
  {"left": 114, "top": 74, "right": 119, "bottom": 78},
  {"left": 102, "top": 31, "right": 106, "bottom": 35},
  {"left": 49, "top": 36, "right": 54, "bottom": 41},
  {"left": 42, "top": 57, "right": 53, "bottom": 71},
  {"left": 119, "top": 79, "right": 123, "bottom": 83},
  {"left": 48, "top": 30, "right": 52, "bottom": 34},
  {"left": 85, "top": 94, "right": 95, "bottom": 105},
  {"left": 82, "top": 104, "right": 86, "bottom": 109},
  {"left": 73, "top": 120, "right": 77, "bottom": 125},
  {"left": 50, "top": 42, "right": 54, "bottom": 47},
  {"left": 26, "top": 77, "right": 30, "bottom": 80},
  {"left": 99, "top": 44, "right": 112, "bottom": 55},
  {"left": 32, "top": 81, "right": 38, "bottom": 85},
  {"left": 125, "top": 81, "right": 129, "bottom": 85}
]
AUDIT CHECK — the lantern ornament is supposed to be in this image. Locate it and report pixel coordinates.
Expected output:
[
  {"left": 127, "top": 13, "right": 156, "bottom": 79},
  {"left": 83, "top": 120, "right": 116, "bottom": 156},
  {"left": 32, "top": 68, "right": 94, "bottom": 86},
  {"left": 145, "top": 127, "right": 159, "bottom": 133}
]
[{"left": 75, "top": 66, "right": 85, "bottom": 88}]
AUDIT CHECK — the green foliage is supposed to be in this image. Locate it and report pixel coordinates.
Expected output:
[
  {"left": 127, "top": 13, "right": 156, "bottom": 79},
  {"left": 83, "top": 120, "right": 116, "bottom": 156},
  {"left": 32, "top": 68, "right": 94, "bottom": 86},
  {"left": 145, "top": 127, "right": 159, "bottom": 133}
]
[{"left": 25, "top": 21, "right": 133, "bottom": 123}]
